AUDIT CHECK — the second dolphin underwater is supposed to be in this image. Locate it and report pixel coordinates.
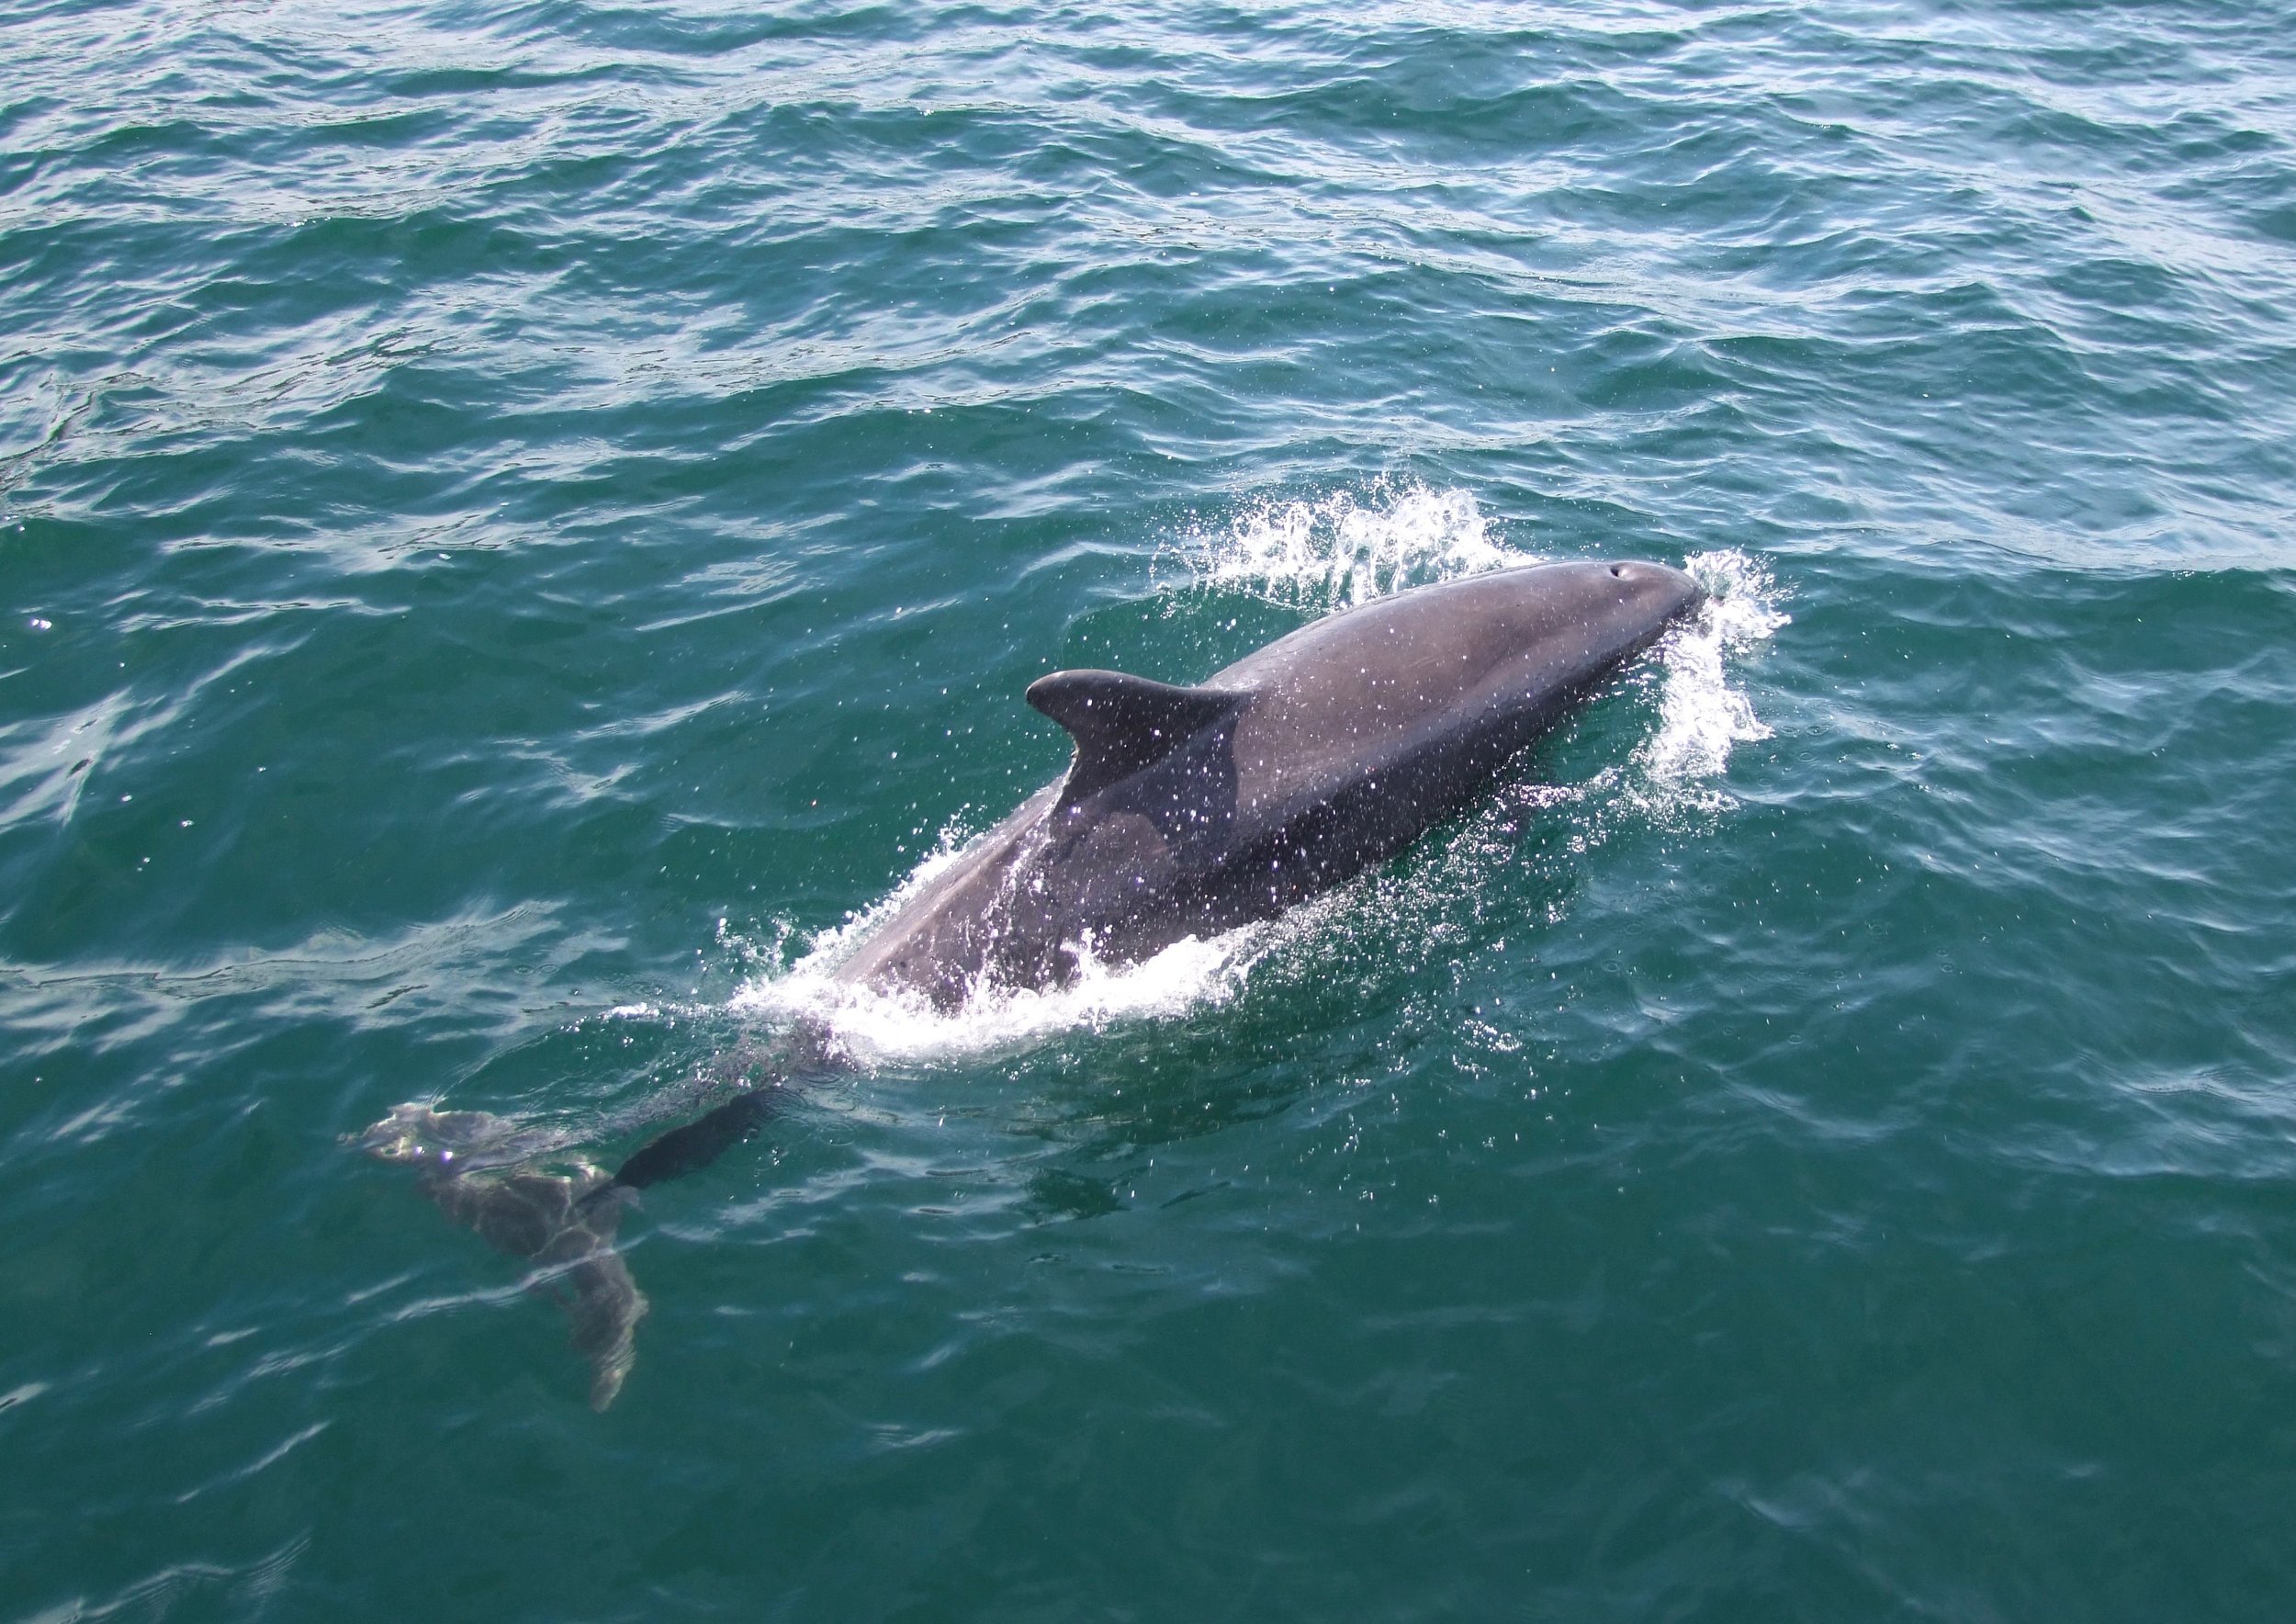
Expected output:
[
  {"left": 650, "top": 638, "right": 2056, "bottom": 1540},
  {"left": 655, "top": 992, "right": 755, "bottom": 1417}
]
[{"left": 366, "top": 558, "right": 1706, "bottom": 1405}]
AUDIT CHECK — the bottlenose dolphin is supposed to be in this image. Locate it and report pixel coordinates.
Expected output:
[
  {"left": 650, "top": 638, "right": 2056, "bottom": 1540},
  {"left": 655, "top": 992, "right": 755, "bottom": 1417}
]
[{"left": 365, "top": 558, "right": 1704, "bottom": 1404}]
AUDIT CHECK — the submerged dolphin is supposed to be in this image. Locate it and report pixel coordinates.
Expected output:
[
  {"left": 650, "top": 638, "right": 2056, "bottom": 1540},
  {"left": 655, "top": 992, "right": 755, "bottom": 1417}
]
[{"left": 366, "top": 558, "right": 1704, "bottom": 1403}]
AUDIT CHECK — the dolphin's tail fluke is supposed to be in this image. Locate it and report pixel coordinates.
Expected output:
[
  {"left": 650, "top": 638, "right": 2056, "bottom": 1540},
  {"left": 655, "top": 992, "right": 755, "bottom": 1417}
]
[
  {"left": 357, "top": 1039, "right": 825, "bottom": 1407},
  {"left": 358, "top": 1103, "right": 647, "bottom": 1409}
]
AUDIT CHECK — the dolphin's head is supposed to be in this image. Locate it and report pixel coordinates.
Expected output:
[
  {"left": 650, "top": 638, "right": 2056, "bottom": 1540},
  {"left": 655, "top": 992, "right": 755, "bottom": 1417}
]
[
  {"left": 1588, "top": 558, "right": 1706, "bottom": 640},
  {"left": 1215, "top": 556, "right": 1707, "bottom": 720},
  {"left": 1496, "top": 558, "right": 1705, "bottom": 675}
]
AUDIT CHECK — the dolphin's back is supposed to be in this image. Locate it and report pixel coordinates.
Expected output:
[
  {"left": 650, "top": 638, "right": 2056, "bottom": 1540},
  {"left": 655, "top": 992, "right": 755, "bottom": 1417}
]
[{"left": 838, "top": 560, "right": 1703, "bottom": 1002}]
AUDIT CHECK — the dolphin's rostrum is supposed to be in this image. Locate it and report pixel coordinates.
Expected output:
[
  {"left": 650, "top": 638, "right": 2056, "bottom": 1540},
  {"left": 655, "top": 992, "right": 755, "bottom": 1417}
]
[{"left": 365, "top": 558, "right": 1705, "bottom": 1404}]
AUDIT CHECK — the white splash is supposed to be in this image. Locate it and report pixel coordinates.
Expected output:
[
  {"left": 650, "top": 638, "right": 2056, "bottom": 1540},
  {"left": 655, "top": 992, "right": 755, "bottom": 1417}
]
[
  {"left": 727, "top": 922, "right": 1272, "bottom": 1070},
  {"left": 1637, "top": 548, "right": 1789, "bottom": 791},
  {"left": 717, "top": 818, "right": 1260, "bottom": 1066},
  {"left": 1176, "top": 482, "right": 1525, "bottom": 609}
]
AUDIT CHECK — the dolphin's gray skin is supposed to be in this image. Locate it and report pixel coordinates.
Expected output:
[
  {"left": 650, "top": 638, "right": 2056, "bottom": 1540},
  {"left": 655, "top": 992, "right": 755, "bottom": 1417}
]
[
  {"left": 609, "top": 558, "right": 1703, "bottom": 1190},
  {"left": 839, "top": 558, "right": 1703, "bottom": 1004},
  {"left": 365, "top": 558, "right": 1703, "bottom": 1404}
]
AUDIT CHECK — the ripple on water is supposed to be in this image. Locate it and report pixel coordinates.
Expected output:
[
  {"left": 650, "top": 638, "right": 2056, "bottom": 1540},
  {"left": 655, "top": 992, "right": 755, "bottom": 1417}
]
[{"left": 6, "top": 0, "right": 2296, "bottom": 1616}]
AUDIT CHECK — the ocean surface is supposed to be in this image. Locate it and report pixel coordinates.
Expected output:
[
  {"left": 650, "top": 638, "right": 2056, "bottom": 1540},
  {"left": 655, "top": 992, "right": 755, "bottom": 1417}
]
[{"left": 6, "top": 0, "right": 2296, "bottom": 1618}]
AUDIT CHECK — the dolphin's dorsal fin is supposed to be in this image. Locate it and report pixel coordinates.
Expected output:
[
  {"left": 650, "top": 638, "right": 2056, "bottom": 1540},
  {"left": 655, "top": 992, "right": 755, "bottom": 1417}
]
[{"left": 1026, "top": 670, "right": 1244, "bottom": 806}]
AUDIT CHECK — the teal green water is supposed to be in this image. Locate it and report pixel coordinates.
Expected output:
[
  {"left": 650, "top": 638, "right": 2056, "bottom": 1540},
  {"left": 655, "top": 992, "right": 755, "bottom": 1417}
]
[{"left": 7, "top": 0, "right": 2296, "bottom": 1616}]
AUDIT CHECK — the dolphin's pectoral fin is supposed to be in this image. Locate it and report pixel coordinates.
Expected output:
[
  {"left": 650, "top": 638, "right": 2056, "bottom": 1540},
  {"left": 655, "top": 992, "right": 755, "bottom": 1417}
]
[
  {"left": 1027, "top": 669, "right": 1246, "bottom": 806},
  {"left": 359, "top": 1103, "right": 650, "bottom": 1409}
]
